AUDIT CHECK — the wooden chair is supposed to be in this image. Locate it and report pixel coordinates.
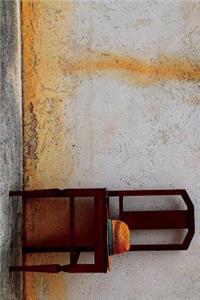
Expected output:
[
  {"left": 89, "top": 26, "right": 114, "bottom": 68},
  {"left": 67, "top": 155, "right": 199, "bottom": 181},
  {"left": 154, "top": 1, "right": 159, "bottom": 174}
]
[{"left": 9, "top": 188, "right": 194, "bottom": 273}]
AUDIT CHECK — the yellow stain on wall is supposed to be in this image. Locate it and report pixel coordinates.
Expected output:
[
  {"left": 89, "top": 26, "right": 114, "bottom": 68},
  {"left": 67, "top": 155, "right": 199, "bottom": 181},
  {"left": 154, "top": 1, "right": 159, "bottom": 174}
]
[
  {"left": 62, "top": 51, "right": 200, "bottom": 86},
  {"left": 22, "top": 1, "right": 74, "bottom": 299},
  {"left": 22, "top": 0, "right": 74, "bottom": 190}
]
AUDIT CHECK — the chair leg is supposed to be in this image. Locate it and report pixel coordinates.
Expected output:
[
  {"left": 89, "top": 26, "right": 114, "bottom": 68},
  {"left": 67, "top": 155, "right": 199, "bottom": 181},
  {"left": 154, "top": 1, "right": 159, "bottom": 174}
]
[
  {"left": 9, "top": 190, "right": 28, "bottom": 197},
  {"left": 9, "top": 189, "right": 61, "bottom": 198},
  {"left": 9, "top": 264, "right": 62, "bottom": 273},
  {"left": 71, "top": 251, "right": 80, "bottom": 265}
]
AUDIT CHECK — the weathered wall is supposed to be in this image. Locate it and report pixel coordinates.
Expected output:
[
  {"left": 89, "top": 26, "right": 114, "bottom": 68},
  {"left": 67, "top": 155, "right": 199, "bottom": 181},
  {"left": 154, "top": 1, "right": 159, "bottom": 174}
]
[
  {"left": 22, "top": 1, "right": 200, "bottom": 299},
  {"left": 0, "top": 0, "right": 23, "bottom": 299}
]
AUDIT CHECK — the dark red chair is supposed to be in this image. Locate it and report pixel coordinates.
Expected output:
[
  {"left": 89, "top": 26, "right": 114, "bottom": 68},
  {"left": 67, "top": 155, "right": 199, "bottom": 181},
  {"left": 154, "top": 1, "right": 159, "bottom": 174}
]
[{"left": 9, "top": 188, "right": 194, "bottom": 273}]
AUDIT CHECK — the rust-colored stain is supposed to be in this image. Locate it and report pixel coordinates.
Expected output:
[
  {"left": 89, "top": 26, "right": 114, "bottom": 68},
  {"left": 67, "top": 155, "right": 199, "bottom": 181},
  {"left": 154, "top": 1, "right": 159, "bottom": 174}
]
[
  {"left": 24, "top": 253, "right": 68, "bottom": 300},
  {"left": 22, "top": 1, "right": 74, "bottom": 299},
  {"left": 22, "top": 0, "right": 74, "bottom": 190},
  {"left": 62, "top": 51, "right": 200, "bottom": 86}
]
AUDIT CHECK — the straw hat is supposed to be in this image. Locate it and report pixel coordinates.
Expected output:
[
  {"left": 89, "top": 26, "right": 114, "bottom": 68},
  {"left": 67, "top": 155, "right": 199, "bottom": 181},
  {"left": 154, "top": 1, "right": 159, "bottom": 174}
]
[{"left": 107, "top": 219, "right": 130, "bottom": 270}]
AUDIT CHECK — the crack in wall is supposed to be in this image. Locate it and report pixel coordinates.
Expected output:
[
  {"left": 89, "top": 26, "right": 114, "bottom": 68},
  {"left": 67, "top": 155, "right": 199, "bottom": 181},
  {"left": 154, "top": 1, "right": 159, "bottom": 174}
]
[{"left": 26, "top": 102, "right": 38, "bottom": 161}]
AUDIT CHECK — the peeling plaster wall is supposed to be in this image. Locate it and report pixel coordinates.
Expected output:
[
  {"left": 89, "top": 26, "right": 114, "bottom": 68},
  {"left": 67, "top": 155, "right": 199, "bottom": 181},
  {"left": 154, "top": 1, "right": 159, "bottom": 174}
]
[{"left": 22, "top": 1, "right": 200, "bottom": 299}]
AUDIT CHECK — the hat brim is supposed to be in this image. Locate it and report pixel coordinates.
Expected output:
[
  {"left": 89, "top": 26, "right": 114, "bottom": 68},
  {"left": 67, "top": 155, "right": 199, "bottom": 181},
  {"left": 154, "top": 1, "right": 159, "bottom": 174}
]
[
  {"left": 106, "top": 220, "right": 112, "bottom": 271},
  {"left": 107, "top": 219, "right": 112, "bottom": 272}
]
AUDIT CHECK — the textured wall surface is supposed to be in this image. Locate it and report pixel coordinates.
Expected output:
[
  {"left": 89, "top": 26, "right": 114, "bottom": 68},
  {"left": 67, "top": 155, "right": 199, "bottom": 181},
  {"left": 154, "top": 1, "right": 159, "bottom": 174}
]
[
  {"left": 22, "top": 1, "right": 200, "bottom": 299},
  {"left": 0, "top": 0, "right": 23, "bottom": 299}
]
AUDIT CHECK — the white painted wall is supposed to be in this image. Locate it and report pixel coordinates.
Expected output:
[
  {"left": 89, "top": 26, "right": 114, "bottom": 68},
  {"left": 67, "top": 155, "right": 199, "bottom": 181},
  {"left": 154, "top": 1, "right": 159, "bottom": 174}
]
[{"left": 64, "top": 1, "right": 200, "bottom": 299}]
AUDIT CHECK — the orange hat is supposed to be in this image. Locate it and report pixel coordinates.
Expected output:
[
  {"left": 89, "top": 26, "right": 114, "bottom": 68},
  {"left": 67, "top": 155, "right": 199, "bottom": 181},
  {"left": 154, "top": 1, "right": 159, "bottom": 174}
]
[{"left": 107, "top": 219, "right": 130, "bottom": 270}]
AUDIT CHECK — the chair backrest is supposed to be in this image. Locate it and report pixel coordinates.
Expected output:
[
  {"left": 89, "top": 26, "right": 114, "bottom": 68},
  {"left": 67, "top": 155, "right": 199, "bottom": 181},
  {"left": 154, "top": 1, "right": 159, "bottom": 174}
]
[{"left": 108, "top": 189, "right": 195, "bottom": 251}]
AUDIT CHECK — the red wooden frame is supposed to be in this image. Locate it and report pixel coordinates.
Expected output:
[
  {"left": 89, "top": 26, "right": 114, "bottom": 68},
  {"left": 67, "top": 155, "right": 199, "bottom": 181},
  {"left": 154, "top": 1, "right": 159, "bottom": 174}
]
[{"left": 9, "top": 188, "right": 194, "bottom": 273}]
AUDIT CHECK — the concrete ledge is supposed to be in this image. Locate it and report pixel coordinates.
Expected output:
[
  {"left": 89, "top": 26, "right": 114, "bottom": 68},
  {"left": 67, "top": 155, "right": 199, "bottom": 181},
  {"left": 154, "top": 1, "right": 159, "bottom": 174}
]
[{"left": 0, "top": 0, "right": 23, "bottom": 299}]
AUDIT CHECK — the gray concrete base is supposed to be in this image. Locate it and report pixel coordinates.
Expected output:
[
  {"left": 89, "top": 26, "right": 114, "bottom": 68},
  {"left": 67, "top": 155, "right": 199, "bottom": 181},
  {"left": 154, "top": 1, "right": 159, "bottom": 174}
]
[{"left": 0, "top": 1, "right": 23, "bottom": 299}]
